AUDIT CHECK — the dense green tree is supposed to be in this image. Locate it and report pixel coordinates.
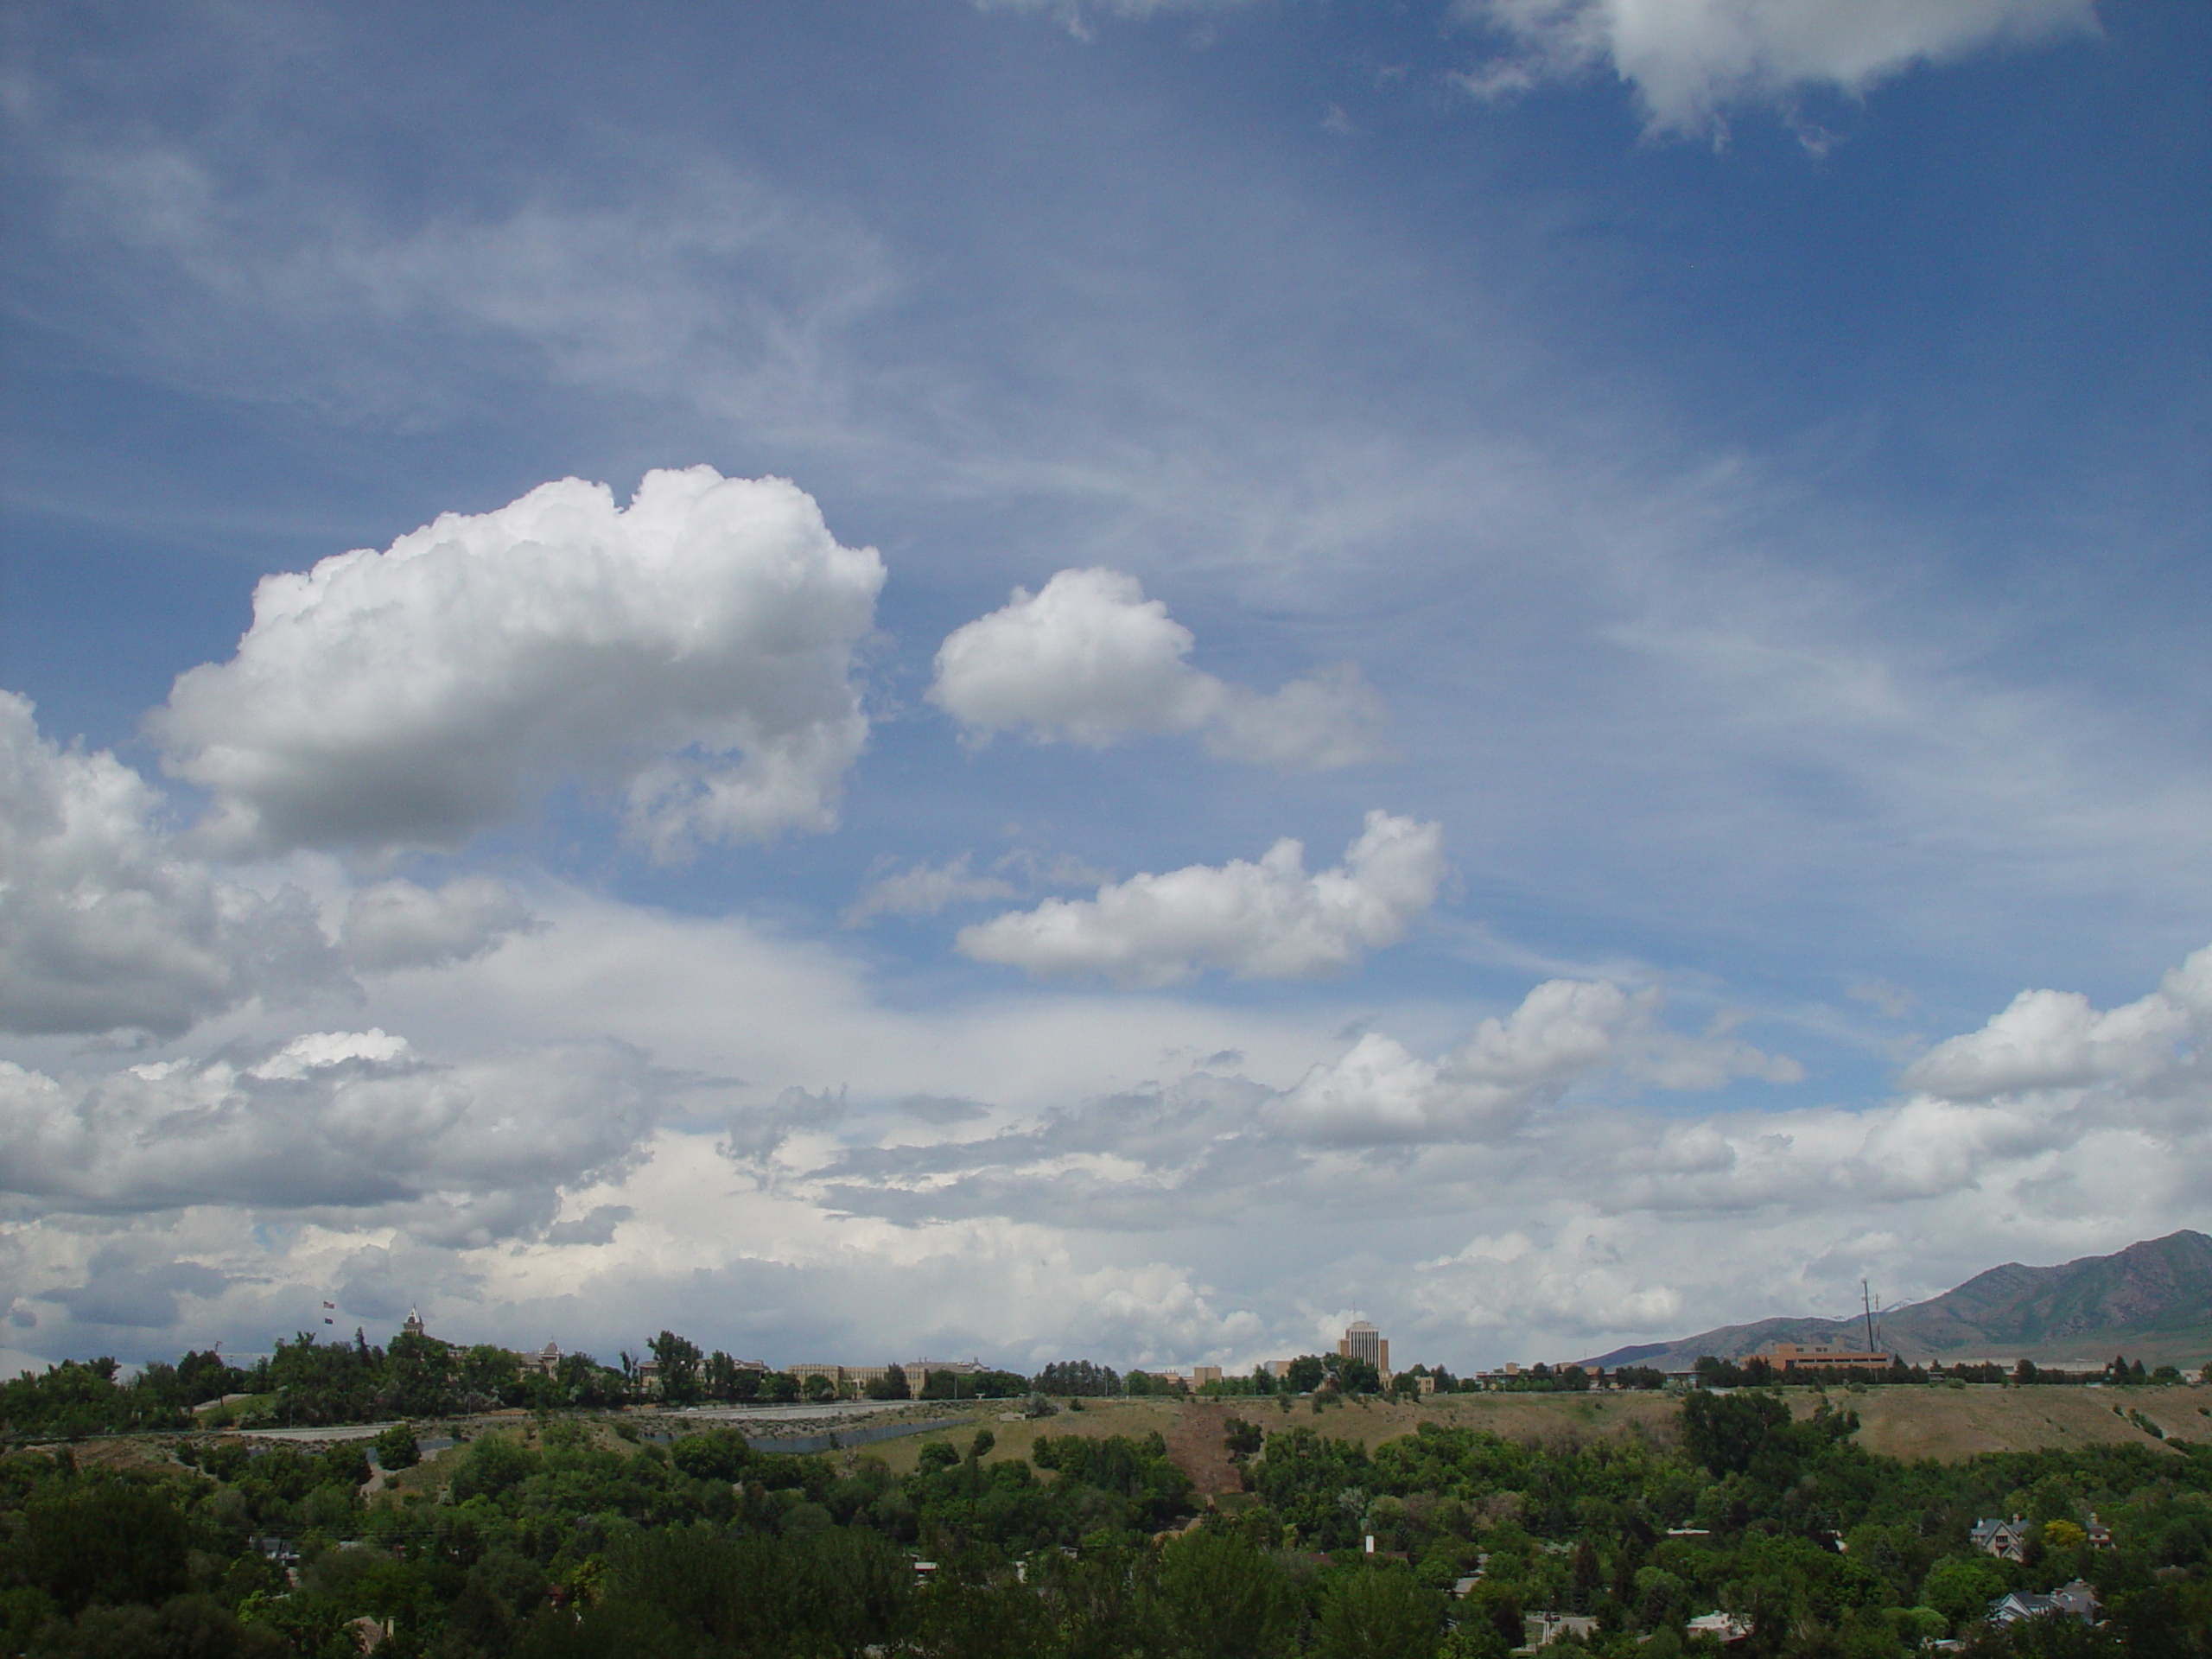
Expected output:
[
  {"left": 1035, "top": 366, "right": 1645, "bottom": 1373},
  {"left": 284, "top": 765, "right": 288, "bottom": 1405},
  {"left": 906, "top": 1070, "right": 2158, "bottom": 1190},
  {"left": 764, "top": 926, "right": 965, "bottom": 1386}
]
[
  {"left": 14, "top": 1483, "right": 189, "bottom": 1615},
  {"left": 1681, "top": 1389, "right": 1794, "bottom": 1478},
  {"left": 646, "top": 1331, "right": 703, "bottom": 1405},
  {"left": 868, "top": 1363, "right": 912, "bottom": 1400},
  {"left": 1922, "top": 1554, "right": 2012, "bottom": 1624},
  {"left": 379, "top": 1330, "right": 452, "bottom": 1418},
  {"left": 1033, "top": 1360, "right": 1121, "bottom": 1397},
  {"left": 1156, "top": 1527, "right": 1295, "bottom": 1659},
  {"left": 1313, "top": 1565, "right": 1442, "bottom": 1659},
  {"left": 1335, "top": 1357, "right": 1382, "bottom": 1395}
]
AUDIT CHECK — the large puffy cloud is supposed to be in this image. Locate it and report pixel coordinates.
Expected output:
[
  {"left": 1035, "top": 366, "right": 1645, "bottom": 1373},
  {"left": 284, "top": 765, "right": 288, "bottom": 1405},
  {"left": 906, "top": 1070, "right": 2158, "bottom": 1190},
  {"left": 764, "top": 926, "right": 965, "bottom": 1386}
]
[
  {"left": 0, "top": 1031, "right": 669, "bottom": 1243},
  {"left": 957, "top": 810, "right": 1444, "bottom": 985},
  {"left": 1455, "top": 0, "right": 2098, "bottom": 131},
  {"left": 0, "top": 692, "right": 339, "bottom": 1037},
  {"left": 1901, "top": 945, "right": 2209, "bottom": 1099},
  {"left": 152, "top": 467, "right": 885, "bottom": 858},
  {"left": 930, "top": 569, "right": 1385, "bottom": 767}
]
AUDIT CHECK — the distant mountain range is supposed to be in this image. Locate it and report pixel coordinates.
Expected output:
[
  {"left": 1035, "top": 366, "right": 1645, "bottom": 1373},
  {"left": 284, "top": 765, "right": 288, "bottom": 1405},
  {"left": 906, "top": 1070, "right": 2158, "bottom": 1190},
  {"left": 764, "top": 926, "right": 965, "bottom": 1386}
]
[{"left": 1586, "top": 1231, "right": 2212, "bottom": 1371}]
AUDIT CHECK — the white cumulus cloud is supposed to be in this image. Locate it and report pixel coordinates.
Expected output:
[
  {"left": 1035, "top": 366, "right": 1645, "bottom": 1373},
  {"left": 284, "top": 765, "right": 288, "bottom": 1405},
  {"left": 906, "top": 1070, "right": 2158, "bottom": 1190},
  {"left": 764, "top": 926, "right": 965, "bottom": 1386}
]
[
  {"left": 929, "top": 568, "right": 1385, "bottom": 767},
  {"left": 152, "top": 467, "right": 885, "bottom": 858},
  {"left": 0, "top": 693, "right": 339, "bottom": 1038},
  {"left": 1455, "top": 0, "right": 2099, "bottom": 132},
  {"left": 957, "top": 810, "right": 1444, "bottom": 985},
  {"left": 1900, "top": 944, "right": 2209, "bottom": 1099}
]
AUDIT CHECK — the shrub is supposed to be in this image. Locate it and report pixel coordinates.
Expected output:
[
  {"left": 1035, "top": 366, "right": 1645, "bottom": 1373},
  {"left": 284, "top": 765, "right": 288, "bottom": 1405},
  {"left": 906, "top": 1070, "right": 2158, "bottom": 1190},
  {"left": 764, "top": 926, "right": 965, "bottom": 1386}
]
[{"left": 373, "top": 1421, "right": 420, "bottom": 1471}]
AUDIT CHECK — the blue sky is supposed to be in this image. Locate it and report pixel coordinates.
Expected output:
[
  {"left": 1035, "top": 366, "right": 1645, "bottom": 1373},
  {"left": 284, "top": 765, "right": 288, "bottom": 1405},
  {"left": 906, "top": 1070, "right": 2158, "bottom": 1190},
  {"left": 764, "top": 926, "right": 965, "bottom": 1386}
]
[{"left": 1, "top": 0, "right": 2207, "bottom": 1374}]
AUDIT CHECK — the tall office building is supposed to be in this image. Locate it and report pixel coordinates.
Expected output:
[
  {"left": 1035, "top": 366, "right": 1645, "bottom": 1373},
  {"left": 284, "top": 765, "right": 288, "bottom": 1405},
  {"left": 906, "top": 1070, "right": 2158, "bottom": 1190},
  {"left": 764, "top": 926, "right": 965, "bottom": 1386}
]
[{"left": 1339, "top": 1320, "right": 1389, "bottom": 1375}]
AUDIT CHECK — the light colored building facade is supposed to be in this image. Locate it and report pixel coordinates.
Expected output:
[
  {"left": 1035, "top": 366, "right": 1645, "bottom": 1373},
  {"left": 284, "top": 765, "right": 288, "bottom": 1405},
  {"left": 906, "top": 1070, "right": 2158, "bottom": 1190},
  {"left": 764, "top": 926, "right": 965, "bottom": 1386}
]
[
  {"left": 788, "top": 1363, "right": 901, "bottom": 1397},
  {"left": 1759, "top": 1340, "right": 1893, "bottom": 1374},
  {"left": 910, "top": 1357, "right": 985, "bottom": 1375},
  {"left": 1339, "top": 1320, "right": 1389, "bottom": 1376}
]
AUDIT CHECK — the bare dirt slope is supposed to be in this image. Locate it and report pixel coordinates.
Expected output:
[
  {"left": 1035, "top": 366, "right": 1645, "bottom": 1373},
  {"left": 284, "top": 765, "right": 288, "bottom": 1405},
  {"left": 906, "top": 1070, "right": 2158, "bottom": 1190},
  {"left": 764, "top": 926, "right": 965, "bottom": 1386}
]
[{"left": 1163, "top": 1400, "right": 1245, "bottom": 1499}]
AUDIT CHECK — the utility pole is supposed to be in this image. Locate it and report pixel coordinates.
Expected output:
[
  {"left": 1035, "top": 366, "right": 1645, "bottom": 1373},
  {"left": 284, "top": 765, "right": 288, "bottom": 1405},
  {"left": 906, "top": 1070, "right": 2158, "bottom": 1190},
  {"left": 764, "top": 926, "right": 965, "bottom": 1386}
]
[{"left": 1862, "top": 1281, "right": 1876, "bottom": 1355}]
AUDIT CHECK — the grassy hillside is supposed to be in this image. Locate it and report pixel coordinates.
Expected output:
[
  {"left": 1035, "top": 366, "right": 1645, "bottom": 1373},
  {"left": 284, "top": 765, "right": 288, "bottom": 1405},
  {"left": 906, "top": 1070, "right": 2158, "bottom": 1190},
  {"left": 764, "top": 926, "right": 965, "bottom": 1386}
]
[{"left": 858, "top": 1383, "right": 2205, "bottom": 1481}]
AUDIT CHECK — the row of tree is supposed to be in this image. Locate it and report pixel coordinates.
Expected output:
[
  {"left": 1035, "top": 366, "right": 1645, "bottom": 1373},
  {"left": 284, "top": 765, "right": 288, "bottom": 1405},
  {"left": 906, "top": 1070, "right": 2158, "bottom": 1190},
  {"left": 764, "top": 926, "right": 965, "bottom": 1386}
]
[
  {"left": 5, "top": 1325, "right": 2197, "bottom": 1442},
  {"left": 1688, "top": 1352, "right": 2193, "bottom": 1390}
]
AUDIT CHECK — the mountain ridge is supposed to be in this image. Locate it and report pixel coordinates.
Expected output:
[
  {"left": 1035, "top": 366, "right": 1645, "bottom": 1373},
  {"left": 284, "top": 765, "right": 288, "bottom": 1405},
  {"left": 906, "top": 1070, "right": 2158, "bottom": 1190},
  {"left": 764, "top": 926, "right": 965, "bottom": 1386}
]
[{"left": 1584, "top": 1230, "right": 2212, "bottom": 1371}]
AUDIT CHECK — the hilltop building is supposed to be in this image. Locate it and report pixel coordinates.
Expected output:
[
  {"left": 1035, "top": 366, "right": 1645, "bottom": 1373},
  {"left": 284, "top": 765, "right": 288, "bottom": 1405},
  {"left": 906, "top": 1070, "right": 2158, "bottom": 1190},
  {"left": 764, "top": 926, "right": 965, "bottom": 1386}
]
[
  {"left": 910, "top": 1358, "right": 985, "bottom": 1377},
  {"left": 1340, "top": 1320, "right": 1389, "bottom": 1376},
  {"left": 1758, "top": 1339, "right": 1893, "bottom": 1374}
]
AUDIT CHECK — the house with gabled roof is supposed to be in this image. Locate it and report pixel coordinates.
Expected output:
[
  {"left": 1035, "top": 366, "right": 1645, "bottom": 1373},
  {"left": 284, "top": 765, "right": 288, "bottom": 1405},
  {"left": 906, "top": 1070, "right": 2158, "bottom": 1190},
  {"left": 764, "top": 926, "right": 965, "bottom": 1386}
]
[{"left": 1988, "top": 1580, "right": 2100, "bottom": 1628}]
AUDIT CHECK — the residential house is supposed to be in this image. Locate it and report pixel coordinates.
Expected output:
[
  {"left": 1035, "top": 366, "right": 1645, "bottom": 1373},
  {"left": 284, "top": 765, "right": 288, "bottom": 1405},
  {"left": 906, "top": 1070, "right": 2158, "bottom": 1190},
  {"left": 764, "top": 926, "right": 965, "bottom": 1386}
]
[
  {"left": 1969, "top": 1516, "right": 2031, "bottom": 1560},
  {"left": 1988, "top": 1580, "right": 2101, "bottom": 1627},
  {"left": 1519, "top": 1611, "right": 1599, "bottom": 1649},
  {"left": 1687, "top": 1611, "right": 1751, "bottom": 1643}
]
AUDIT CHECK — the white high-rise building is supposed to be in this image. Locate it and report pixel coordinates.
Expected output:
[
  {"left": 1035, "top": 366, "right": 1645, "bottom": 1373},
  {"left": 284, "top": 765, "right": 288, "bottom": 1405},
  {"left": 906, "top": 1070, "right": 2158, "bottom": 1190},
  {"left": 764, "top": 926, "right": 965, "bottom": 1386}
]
[{"left": 1339, "top": 1320, "right": 1389, "bottom": 1375}]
